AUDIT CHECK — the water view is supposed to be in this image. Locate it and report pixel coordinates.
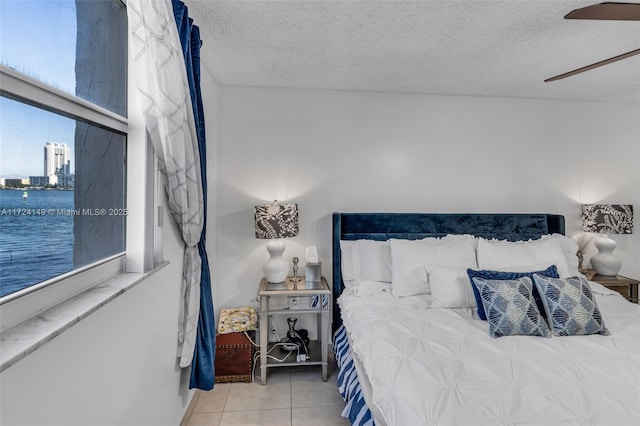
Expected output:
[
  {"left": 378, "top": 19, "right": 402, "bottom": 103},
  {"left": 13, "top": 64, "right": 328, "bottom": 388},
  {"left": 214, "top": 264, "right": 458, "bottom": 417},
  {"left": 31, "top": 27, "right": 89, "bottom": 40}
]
[{"left": 0, "top": 189, "right": 74, "bottom": 297}]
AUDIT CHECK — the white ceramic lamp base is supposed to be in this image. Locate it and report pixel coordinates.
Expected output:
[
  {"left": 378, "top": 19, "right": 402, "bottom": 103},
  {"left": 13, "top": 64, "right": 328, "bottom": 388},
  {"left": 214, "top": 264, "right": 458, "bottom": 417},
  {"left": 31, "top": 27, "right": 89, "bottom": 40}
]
[
  {"left": 263, "top": 240, "right": 289, "bottom": 283},
  {"left": 590, "top": 235, "right": 622, "bottom": 277}
]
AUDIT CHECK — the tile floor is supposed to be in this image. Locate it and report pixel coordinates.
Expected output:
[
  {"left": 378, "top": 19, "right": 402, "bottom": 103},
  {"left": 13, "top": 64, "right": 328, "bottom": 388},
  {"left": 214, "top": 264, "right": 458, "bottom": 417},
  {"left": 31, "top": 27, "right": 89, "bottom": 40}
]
[{"left": 183, "top": 363, "right": 350, "bottom": 426}]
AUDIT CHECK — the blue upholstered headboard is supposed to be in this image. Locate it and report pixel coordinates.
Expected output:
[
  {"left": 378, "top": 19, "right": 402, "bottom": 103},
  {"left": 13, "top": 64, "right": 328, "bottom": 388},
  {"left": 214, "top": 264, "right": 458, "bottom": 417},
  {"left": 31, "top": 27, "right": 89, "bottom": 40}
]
[{"left": 331, "top": 212, "right": 565, "bottom": 330}]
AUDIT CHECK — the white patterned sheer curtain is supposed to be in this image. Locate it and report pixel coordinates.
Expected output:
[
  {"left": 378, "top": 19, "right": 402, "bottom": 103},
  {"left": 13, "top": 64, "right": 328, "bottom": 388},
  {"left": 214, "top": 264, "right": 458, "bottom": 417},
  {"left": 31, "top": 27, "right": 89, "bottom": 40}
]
[{"left": 127, "top": 0, "right": 204, "bottom": 368}]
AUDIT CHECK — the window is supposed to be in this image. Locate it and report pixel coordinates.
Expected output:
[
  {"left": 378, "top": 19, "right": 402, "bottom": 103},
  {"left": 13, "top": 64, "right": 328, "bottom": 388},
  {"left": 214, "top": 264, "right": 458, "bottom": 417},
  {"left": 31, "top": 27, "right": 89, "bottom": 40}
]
[{"left": 0, "top": 0, "right": 128, "bottom": 301}]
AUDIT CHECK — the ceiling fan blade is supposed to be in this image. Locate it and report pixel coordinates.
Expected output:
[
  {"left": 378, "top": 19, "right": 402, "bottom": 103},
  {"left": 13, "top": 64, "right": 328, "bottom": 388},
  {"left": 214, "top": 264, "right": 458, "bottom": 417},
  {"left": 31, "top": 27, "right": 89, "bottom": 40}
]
[
  {"left": 544, "top": 48, "right": 640, "bottom": 82},
  {"left": 565, "top": 2, "right": 640, "bottom": 21}
]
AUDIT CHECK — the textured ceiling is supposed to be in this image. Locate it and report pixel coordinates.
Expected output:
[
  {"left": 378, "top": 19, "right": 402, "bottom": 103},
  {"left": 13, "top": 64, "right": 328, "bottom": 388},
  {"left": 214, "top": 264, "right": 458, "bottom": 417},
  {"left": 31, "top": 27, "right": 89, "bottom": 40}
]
[{"left": 185, "top": 0, "right": 640, "bottom": 103}]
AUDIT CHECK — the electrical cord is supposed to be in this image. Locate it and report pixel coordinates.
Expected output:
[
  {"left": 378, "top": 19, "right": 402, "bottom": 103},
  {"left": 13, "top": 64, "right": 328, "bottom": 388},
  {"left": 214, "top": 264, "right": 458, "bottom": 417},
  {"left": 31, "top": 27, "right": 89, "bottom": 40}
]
[
  {"left": 243, "top": 330, "right": 260, "bottom": 347},
  {"left": 287, "top": 328, "right": 309, "bottom": 356},
  {"left": 247, "top": 330, "right": 303, "bottom": 382}
]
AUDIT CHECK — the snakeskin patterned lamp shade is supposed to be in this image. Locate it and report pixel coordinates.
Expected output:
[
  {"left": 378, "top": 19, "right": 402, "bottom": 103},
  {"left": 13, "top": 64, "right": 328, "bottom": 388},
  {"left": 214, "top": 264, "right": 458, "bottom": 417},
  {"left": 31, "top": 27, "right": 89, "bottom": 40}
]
[
  {"left": 254, "top": 201, "right": 299, "bottom": 239},
  {"left": 582, "top": 204, "right": 633, "bottom": 234},
  {"left": 255, "top": 201, "right": 299, "bottom": 283},
  {"left": 582, "top": 204, "right": 633, "bottom": 276}
]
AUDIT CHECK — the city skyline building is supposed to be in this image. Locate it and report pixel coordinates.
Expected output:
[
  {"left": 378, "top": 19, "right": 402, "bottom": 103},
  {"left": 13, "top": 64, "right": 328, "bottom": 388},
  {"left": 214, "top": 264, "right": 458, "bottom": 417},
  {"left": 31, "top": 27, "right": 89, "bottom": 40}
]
[{"left": 44, "top": 141, "right": 71, "bottom": 178}]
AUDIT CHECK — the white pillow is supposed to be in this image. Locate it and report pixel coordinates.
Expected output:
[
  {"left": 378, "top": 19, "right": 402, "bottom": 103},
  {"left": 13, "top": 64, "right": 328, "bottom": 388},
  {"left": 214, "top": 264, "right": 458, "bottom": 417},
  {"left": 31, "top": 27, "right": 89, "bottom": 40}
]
[
  {"left": 390, "top": 237, "right": 477, "bottom": 297},
  {"left": 339, "top": 240, "right": 356, "bottom": 283},
  {"left": 429, "top": 266, "right": 477, "bottom": 308},
  {"left": 477, "top": 237, "right": 571, "bottom": 278},
  {"left": 356, "top": 240, "right": 392, "bottom": 283},
  {"left": 339, "top": 240, "right": 392, "bottom": 288}
]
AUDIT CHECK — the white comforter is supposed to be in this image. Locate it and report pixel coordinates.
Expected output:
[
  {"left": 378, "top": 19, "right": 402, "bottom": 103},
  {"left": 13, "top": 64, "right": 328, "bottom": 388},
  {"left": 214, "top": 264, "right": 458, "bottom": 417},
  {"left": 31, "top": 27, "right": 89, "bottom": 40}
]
[{"left": 339, "top": 282, "right": 640, "bottom": 426}]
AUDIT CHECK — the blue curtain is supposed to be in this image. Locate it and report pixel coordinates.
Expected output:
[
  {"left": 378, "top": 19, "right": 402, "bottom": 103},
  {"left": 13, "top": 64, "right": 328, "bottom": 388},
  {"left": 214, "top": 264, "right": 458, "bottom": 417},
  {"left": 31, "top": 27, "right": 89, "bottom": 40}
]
[{"left": 172, "top": 0, "right": 216, "bottom": 390}]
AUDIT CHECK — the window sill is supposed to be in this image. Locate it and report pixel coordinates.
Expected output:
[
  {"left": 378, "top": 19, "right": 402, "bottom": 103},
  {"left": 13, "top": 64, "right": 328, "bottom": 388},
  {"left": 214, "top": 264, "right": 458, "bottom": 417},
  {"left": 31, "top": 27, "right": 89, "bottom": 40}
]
[{"left": 0, "top": 261, "right": 168, "bottom": 373}]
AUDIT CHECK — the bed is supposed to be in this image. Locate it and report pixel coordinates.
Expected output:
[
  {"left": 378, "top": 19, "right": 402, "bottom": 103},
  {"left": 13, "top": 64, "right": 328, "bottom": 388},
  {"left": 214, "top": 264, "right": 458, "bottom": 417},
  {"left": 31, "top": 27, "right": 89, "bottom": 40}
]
[{"left": 331, "top": 213, "right": 640, "bottom": 426}]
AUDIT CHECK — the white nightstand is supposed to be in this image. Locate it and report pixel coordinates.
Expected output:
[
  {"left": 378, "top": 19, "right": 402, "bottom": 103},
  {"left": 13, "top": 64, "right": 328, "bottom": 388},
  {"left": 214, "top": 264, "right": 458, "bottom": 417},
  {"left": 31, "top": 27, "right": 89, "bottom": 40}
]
[{"left": 257, "top": 276, "right": 332, "bottom": 384}]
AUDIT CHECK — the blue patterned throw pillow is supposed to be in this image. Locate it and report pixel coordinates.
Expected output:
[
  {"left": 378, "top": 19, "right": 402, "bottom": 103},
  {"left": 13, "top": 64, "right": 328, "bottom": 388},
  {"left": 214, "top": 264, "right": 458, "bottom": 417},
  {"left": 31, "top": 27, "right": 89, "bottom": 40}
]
[
  {"left": 532, "top": 274, "right": 609, "bottom": 336},
  {"left": 471, "top": 277, "right": 551, "bottom": 338},
  {"left": 467, "top": 265, "right": 559, "bottom": 320}
]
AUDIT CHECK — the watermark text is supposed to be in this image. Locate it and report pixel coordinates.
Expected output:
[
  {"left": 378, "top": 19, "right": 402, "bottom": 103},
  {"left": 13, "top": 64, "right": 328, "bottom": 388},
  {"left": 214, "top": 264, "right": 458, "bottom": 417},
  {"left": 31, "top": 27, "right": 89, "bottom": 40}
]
[{"left": 1, "top": 208, "right": 128, "bottom": 217}]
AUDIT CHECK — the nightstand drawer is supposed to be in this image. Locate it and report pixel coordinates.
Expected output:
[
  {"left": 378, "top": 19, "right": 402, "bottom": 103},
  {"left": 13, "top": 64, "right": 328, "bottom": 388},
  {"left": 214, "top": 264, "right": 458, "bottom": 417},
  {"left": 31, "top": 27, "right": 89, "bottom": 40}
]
[{"left": 288, "top": 295, "right": 314, "bottom": 309}]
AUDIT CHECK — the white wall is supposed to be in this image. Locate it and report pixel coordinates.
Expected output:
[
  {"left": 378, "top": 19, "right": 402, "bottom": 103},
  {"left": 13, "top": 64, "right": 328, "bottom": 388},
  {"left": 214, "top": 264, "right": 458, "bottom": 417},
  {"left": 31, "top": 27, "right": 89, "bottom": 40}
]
[{"left": 215, "top": 86, "right": 640, "bottom": 320}]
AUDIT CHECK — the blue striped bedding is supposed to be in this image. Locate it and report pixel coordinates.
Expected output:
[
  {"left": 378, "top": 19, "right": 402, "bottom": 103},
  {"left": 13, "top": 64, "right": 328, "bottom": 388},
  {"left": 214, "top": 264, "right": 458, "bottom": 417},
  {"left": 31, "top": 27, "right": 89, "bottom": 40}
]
[{"left": 334, "top": 325, "right": 375, "bottom": 426}]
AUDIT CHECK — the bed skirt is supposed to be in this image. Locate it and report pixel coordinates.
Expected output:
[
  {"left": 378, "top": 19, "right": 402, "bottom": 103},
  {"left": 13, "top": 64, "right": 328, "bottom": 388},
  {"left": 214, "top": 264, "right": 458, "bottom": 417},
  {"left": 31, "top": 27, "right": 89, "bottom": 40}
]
[{"left": 334, "top": 325, "right": 375, "bottom": 426}]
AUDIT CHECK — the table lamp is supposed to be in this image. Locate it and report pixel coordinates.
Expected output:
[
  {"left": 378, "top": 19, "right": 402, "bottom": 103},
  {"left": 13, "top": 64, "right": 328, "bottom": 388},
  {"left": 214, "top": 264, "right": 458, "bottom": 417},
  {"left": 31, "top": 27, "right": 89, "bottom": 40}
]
[
  {"left": 582, "top": 204, "right": 633, "bottom": 276},
  {"left": 255, "top": 201, "right": 299, "bottom": 283}
]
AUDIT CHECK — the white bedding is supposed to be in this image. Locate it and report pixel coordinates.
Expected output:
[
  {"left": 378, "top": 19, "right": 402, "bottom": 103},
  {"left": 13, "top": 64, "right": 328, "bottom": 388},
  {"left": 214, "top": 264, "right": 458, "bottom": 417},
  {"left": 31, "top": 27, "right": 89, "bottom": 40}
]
[{"left": 339, "top": 282, "right": 640, "bottom": 426}]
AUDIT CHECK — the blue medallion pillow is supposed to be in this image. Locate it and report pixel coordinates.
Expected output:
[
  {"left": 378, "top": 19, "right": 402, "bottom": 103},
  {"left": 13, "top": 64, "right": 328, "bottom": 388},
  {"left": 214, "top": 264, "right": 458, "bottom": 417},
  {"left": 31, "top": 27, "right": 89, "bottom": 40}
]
[
  {"left": 471, "top": 276, "right": 551, "bottom": 338},
  {"left": 532, "top": 274, "right": 609, "bottom": 336},
  {"left": 467, "top": 265, "right": 559, "bottom": 320}
]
